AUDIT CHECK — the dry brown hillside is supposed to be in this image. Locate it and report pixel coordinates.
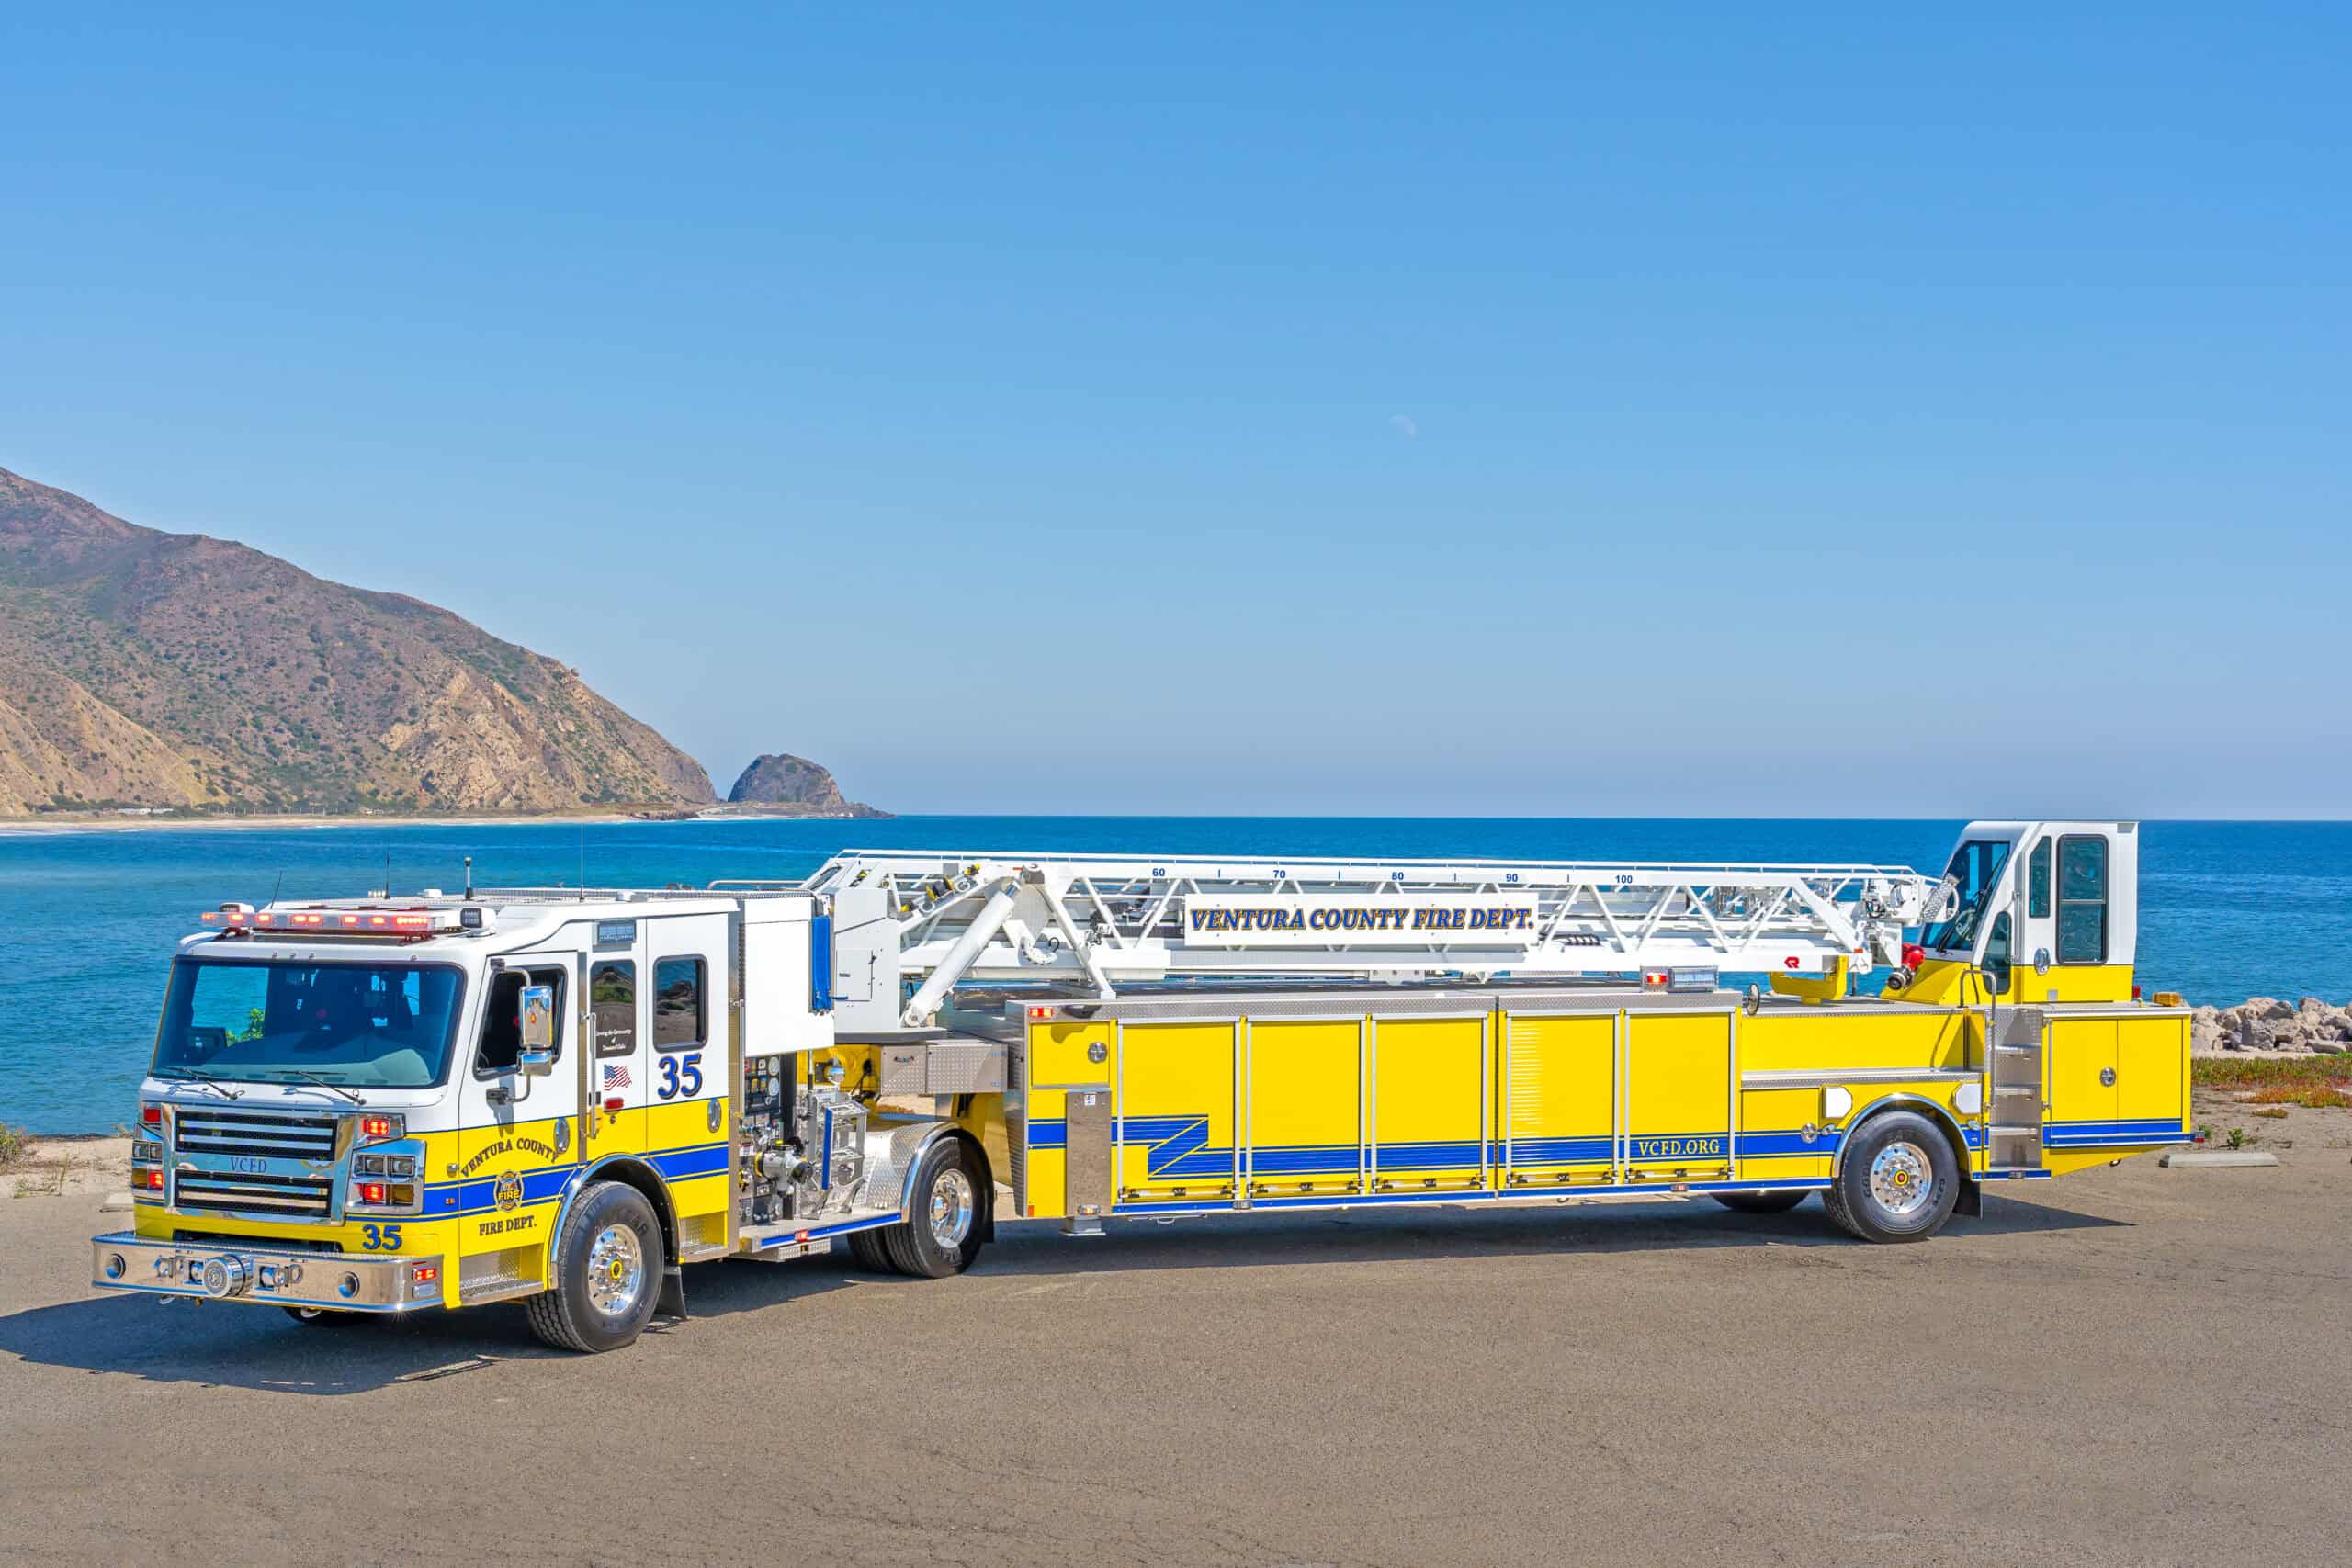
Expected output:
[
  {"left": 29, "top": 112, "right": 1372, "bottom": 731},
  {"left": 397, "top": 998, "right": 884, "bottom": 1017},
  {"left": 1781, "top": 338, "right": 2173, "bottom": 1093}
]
[{"left": 0, "top": 466, "right": 714, "bottom": 815}]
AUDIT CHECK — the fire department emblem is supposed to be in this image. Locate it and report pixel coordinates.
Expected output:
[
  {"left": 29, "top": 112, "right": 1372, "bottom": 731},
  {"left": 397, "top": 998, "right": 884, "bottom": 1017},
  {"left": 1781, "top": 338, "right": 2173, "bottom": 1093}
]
[{"left": 494, "top": 1171, "right": 524, "bottom": 1213}]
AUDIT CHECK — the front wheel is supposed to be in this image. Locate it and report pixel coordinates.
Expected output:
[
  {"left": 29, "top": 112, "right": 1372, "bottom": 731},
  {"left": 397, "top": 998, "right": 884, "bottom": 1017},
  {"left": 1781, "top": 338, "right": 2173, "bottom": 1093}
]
[
  {"left": 527, "top": 1180, "right": 663, "bottom": 1351},
  {"left": 878, "top": 1138, "right": 988, "bottom": 1279},
  {"left": 1824, "top": 1111, "right": 1960, "bottom": 1243}
]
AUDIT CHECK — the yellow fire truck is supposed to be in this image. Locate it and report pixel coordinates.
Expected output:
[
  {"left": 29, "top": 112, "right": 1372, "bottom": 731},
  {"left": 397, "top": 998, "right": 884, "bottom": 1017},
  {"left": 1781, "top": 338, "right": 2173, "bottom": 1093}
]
[{"left": 92, "top": 819, "right": 2188, "bottom": 1352}]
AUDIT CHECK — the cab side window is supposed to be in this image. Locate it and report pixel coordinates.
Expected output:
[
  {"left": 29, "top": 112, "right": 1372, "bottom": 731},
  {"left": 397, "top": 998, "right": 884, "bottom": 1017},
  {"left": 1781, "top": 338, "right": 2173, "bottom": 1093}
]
[
  {"left": 591, "top": 960, "right": 638, "bottom": 1055},
  {"left": 1982, "top": 912, "right": 2013, "bottom": 996},
  {"left": 476, "top": 967, "right": 566, "bottom": 1077},
  {"left": 2056, "top": 836, "right": 2109, "bottom": 964},
  {"left": 653, "top": 957, "right": 705, "bottom": 1051},
  {"left": 2027, "top": 837, "right": 2052, "bottom": 920}
]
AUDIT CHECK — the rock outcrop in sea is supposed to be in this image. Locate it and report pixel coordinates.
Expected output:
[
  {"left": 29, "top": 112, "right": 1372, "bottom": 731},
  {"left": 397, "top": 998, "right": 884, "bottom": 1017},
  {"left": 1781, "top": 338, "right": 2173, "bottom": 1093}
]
[{"left": 725, "top": 753, "right": 886, "bottom": 817}]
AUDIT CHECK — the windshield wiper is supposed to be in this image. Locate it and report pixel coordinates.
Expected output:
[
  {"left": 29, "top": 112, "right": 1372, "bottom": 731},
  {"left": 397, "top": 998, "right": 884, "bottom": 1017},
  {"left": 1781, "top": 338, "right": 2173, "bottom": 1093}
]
[
  {"left": 171, "top": 1067, "right": 244, "bottom": 1100},
  {"left": 279, "top": 1070, "right": 363, "bottom": 1106}
]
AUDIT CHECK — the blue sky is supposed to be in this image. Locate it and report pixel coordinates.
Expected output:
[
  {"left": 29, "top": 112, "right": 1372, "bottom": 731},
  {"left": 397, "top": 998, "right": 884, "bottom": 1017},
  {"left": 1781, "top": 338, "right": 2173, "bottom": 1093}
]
[{"left": 3, "top": 4, "right": 2346, "bottom": 816}]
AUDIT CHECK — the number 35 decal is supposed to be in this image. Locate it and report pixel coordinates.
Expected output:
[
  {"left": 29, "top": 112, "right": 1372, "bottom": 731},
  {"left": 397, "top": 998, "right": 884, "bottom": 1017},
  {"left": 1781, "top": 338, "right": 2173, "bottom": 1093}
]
[
  {"left": 359, "top": 1223, "right": 403, "bottom": 1251},
  {"left": 656, "top": 1052, "right": 704, "bottom": 1100}
]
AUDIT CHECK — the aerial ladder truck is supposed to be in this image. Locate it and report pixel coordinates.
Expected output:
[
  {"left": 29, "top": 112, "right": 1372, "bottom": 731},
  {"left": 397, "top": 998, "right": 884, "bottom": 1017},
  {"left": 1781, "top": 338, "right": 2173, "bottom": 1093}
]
[{"left": 93, "top": 819, "right": 2188, "bottom": 1351}]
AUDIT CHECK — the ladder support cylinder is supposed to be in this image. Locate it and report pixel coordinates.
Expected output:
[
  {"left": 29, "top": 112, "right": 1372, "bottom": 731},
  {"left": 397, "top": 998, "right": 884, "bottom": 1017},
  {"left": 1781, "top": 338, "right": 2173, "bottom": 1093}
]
[{"left": 900, "top": 882, "right": 1021, "bottom": 1028}]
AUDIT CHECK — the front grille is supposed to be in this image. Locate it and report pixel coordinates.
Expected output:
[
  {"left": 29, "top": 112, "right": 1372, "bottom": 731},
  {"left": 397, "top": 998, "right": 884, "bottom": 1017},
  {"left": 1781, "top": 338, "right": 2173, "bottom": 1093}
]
[
  {"left": 170, "top": 1108, "right": 345, "bottom": 1219},
  {"left": 174, "top": 1108, "right": 341, "bottom": 1161},
  {"left": 175, "top": 1169, "right": 336, "bottom": 1217},
  {"left": 171, "top": 1228, "right": 348, "bottom": 1254}
]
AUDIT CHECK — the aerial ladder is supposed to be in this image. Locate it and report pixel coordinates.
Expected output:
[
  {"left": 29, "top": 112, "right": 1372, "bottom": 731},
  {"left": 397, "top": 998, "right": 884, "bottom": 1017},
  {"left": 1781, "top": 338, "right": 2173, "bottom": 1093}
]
[{"left": 770, "top": 851, "right": 1954, "bottom": 1033}]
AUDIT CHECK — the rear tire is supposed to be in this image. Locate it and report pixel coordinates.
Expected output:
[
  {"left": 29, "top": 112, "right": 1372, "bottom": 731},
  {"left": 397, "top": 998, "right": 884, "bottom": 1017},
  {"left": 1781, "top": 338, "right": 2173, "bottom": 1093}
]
[
  {"left": 1711, "top": 1190, "right": 1808, "bottom": 1214},
  {"left": 527, "top": 1181, "right": 663, "bottom": 1352},
  {"left": 879, "top": 1138, "right": 987, "bottom": 1280},
  {"left": 845, "top": 1227, "right": 898, "bottom": 1274},
  {"left": 1825, "top": 1110, "right": 1960, "bottom": 1243}
]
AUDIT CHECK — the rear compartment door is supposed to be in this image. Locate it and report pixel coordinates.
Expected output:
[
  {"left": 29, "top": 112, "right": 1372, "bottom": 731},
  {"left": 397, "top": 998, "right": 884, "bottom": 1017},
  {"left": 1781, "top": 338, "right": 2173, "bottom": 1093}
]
[
  {"left": 1114, "top": 1020, "right": 1240, "bottom": 1205},
  {"left": 1499, "top": 1010, "right": 1616, "bottom": 1188},
  {"left": 1622, "top": 1010, "right": 1735, "bottom": 1183},
  {"left": 1369, "top": 1013, "right": 1489, "bottom": 1194},
  {"left": 1245, "top": 1018, "right": 1364, "bottom": 1200}
]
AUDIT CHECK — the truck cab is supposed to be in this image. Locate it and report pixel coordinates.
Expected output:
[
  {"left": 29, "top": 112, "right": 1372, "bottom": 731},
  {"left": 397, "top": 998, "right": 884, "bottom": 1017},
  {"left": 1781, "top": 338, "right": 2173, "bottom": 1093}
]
[
  {"left": 1902, "top": 820, "right": 2141, "bottom": 1006},
  {"left": 93, "top": 888, "right": 998, "bottom": 1349}
]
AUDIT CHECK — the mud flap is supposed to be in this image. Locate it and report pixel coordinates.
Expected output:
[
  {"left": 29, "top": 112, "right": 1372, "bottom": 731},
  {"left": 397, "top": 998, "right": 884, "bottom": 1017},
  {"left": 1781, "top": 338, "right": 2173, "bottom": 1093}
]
[
  {"left": 1953, "top": 1179, "right": 1983, "bottom": 1218},
  {"left": 656, "top": 1264, "right": 687, "bottom": 1319}
]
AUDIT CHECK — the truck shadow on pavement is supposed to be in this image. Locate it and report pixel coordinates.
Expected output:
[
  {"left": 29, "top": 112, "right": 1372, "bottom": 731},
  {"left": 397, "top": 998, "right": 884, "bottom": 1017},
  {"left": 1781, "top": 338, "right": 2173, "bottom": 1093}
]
[{"left": 0, "top": 1192, "right": 2120, "bottom": 1394}]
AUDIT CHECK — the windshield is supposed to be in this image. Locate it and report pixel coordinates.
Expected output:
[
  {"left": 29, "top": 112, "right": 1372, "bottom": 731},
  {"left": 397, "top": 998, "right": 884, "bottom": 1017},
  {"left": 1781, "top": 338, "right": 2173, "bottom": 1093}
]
[
  {"left": 1919, "top": 839, "right": 2012, "bottom": 955},
  {"left": 153, "top": 957, "right": 467, "bottom": 1089}
]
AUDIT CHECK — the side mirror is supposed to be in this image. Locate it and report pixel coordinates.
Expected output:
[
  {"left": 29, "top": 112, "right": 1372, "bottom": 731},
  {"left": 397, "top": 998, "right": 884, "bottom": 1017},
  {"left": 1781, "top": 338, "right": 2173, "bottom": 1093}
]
[{"left": 517, "top": 984, "right": 557, "bottom": 1077}]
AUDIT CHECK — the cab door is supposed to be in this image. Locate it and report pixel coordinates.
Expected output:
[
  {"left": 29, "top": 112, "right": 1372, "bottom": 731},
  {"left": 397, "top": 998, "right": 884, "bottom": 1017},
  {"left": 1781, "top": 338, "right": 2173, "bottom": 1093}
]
[
  {"left": 581, "top": 922, "right": 650, "bottom": 1168},
  {"left": 642, "top": 912, "right": 731, "bottom": 1241},
  {"left": 447, "top": 953, "right": 582, "bottom": 1297}
]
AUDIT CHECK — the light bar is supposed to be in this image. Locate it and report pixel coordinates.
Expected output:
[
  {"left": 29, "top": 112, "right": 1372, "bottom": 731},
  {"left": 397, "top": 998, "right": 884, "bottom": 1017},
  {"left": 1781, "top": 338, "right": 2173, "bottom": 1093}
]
[{"left": 198, "top": 904, "right": 488, "bottom": 937}]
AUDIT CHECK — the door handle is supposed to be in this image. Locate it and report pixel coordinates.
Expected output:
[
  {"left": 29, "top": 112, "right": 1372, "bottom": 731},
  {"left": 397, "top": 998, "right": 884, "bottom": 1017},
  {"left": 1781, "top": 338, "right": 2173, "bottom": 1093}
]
[{"left": 2099, "top": 1066, "right": 2116, "bottom": 1087}]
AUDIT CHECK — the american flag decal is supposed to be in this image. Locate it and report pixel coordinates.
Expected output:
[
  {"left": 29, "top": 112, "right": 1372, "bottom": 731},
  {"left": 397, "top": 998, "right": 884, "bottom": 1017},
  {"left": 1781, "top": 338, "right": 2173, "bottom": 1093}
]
[{"left": 603, "top": 1064, "right": 632, "bottom": 1089}]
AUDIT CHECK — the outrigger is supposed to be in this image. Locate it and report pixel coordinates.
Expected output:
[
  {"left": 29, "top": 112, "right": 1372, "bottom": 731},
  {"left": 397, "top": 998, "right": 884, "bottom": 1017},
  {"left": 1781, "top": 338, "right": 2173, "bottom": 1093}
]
[{"left": 94, "top": 820, "right": 2188, "bottom": 1351}]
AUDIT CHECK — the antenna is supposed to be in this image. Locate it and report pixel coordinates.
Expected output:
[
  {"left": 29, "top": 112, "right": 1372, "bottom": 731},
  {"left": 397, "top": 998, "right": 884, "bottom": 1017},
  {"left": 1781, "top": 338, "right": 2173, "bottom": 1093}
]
[
  {"left": 270, "top": 871, "right": 284, "bottom": 908},
  {"left": 579, "top": 825, "right": 587, "bottom": 902},
  {"left": 384, "top": 850, "right": 392, "bottom": 899}
]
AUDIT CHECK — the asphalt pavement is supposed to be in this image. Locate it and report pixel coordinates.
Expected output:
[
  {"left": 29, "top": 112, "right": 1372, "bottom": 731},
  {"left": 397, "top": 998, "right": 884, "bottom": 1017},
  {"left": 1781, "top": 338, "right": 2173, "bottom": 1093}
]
[{"left": 3, "top": 1153, "right": 2345, "bottom": 1567}]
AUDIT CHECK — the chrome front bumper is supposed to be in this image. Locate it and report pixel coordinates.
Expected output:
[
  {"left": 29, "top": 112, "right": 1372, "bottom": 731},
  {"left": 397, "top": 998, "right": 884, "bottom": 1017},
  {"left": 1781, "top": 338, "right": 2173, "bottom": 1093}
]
[{"left": 91, "top": 1232, "right": 445, "bottom": 1313}]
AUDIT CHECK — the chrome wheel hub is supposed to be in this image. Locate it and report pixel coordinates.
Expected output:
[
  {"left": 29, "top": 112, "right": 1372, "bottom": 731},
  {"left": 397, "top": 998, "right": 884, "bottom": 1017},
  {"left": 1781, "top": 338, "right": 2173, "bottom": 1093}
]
[
  {"left": 585, "top": 1224, "right": 645, "bottom": 1315},
  {"left": 928, "top": 1167, "right": 976, "bottom": 1249},
  {"left": 1869, "top": 1141, "right": 1934, "bottom": 1217}
]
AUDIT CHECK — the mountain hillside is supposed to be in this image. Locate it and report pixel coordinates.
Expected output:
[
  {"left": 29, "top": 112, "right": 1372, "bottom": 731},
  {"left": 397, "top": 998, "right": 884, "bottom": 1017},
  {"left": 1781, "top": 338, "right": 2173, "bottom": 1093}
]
[{"left": 0, "top": 466, "right": 716, "bottom": 815}]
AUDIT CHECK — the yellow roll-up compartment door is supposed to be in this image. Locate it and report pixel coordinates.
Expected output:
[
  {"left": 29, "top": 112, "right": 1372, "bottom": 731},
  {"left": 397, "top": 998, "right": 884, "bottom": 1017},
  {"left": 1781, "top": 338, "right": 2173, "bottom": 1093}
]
[{"left": 1498, "top": 1010, "right": 1615, "bottom": 1187}]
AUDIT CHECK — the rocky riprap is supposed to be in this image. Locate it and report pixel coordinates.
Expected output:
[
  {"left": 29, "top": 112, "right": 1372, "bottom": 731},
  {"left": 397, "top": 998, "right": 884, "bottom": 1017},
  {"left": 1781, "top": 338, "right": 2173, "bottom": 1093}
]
[{"left": 2193, "top": 997, "right": 2352, "bottom": 1055}]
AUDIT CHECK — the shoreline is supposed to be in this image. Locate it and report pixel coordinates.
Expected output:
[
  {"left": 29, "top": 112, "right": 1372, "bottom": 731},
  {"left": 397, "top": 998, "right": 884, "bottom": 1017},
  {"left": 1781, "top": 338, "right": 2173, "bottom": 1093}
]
[{"left": 0, "top": 807, "right": 887, "bottom": 836}]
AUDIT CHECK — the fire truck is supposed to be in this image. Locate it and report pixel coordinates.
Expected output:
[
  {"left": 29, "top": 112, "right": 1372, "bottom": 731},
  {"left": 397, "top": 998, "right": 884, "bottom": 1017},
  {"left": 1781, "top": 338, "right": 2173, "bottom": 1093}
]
[{"left": 91, "top": 819, "right": 2188, "bottom": 1352}]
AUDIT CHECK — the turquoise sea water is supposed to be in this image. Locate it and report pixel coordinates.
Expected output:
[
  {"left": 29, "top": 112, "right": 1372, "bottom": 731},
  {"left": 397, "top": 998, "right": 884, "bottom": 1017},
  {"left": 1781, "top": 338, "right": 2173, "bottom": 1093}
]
[{"left": 4, "top": 817, "right": 2346, "bottom": 1132}]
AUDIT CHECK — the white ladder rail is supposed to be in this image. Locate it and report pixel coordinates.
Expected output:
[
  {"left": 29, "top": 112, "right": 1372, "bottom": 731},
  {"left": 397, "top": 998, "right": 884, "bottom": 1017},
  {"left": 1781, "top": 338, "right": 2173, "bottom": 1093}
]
[{"left": 800, "top": 850, "right": 1944, "bottom": 1022}]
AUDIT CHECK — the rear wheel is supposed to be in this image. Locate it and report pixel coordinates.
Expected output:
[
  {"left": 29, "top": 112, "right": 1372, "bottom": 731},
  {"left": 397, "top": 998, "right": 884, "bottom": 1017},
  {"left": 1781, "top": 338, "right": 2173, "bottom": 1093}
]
[
  {"left": 845, "top": 1227, "right": 898, "bottom": 1273},
  {"left": 1710, "top": 1190, "right": 1808, "bottom": 1214},
  {"left": 527, "top": 1181, "right": 663, "bottom": 1352},
  {"left": 879, "top": 1138, "right": 987, "bottom": 1279},
  {"left": 1824, "top": 1110, "right": 1960, "bottom": 1242}
]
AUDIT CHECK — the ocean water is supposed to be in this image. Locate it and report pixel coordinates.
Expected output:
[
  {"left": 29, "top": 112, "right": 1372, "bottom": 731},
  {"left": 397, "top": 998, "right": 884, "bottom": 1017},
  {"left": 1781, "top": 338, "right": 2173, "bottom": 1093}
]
[{"left": 3, "top": 817, "right": 2346, "bottom": 1133}]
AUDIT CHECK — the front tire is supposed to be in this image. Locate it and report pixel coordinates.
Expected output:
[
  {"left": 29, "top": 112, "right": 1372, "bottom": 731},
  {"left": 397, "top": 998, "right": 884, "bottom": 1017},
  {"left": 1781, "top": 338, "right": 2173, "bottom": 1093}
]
[
  {"left": 527, "top": 1181, "right": 663, "bottom": 1352},
  {"left": 1825, "top": 1111, "right": 1960, "bottom": 1242},
  {"left": 879, "top": 1138, "right": 987, "bottom": 1279}
]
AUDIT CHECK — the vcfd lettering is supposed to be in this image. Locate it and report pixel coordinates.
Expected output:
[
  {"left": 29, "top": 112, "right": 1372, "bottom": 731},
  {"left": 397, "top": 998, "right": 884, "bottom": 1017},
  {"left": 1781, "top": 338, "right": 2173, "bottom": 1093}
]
[{"left": 1634, "top": 1137, "right": 1725, "bottom": 1160}]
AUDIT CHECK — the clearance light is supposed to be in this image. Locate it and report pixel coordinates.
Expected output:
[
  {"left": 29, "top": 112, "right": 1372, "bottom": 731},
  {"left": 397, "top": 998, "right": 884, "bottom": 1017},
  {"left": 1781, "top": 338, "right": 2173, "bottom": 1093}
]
[
  {"left": 141, "top": 1105, "right": 162, "bottom": 1126},
  {"left": 1028, "top": 1006, "right": 1054, "bottom": 1020},
  {"left": 357, "top": 1113, "right": 403, "bottom": 1141},
  {"left": 409, "top": 1264, "right": 438, "bottom": 1285}
]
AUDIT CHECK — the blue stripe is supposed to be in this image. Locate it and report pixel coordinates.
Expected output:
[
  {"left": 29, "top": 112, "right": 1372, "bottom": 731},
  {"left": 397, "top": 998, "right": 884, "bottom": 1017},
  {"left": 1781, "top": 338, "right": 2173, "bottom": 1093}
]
[{"left": 422, "top": 1139, "right": 733, "bottom": 1220}]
